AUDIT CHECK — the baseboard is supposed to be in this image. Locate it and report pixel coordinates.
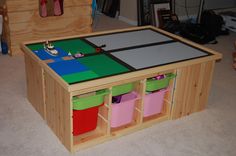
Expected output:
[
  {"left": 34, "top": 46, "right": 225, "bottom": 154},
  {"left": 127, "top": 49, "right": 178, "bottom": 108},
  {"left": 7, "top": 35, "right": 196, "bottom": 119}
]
[{"left": 118, "top": 16, "right": 138, "bottom": 26}]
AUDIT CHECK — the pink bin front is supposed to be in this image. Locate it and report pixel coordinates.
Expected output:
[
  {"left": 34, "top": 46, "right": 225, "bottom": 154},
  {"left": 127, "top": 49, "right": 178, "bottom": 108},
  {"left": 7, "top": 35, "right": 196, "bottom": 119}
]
[
  {"left": 144, "top": 89, "right": 168, "bottom": 117},
  {"left": 111, "top": 92, "right": 139, "bottom": 128}
]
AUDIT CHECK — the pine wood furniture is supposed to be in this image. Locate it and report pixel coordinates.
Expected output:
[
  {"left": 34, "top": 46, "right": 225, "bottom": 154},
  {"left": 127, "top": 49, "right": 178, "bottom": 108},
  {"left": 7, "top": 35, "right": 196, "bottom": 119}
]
[
  {"left": 5, "top": 0, "right": 92, "bottom": 55},
  {"left": 21, "top": 26, "right": 222, "bottom": 153}
]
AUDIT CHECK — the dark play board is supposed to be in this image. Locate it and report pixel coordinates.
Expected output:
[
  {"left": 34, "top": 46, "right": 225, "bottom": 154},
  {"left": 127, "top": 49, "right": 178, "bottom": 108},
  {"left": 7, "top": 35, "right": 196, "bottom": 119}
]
[{"left": 26, "top": 28, "right": 211, "bottom": 84}]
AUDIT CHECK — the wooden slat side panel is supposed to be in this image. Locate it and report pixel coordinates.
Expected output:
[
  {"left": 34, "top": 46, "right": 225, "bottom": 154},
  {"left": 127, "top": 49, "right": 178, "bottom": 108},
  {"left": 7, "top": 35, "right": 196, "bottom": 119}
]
[
  {"left": 171, "top": 67, "right": 188, "bottom": 119},
  {"left": 9, "top": 26, "right": 91, "bottom": 56},
  {"left": 6, "top": 0, "right": 37, "bottom": 12},
  {"left": 184, "top": 64, "right": 202, "bottom": 116},
  {"left": 9, "top": 15, "right": 92, "bottom": 34},
  {"left": 198, "top": 61, "right": 215, "bottom": 111},
  {"left": 64, "top": 0, "right": 92, "bottom": 7},
  {"left": 45, "top": 72, "right": 72, "bottom": 151},
  {"left": 8, "top": 6, "right": 92, "bottom": 24},
  {"left": 8, "top": 14, "right": 92, "bottom": 55},
  {"left": 10, "top": 25, "right": 91, "bottom": 45},
  {"left": 9, "top": 27, "right": 92, "bottom": 55},
  {"left": 171, "top": 61, "right": 215, "bottom": 119},
  {"left": 24, "top": 53, "right": 45, "bottom": 119},
  {"left": 173, "top": 65, "right": 199, "bottom": 119},
  {"left": 6, "top": 0, "right": 92, "bottom": 12}
]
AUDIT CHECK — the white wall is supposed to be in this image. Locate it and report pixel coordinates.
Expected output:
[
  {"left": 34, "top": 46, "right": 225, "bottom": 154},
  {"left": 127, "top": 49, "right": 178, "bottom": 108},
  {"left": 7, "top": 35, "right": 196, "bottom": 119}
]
[
  {"left": 119, "top": 0, "right": 137, "bottom": 25},
  {"left": 174, "top": 0, "right": 200, "bottom": 19}
]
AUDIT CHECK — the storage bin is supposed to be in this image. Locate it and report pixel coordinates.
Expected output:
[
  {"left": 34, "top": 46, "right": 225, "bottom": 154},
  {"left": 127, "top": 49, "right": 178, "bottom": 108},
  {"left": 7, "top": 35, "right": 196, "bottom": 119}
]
[
  {"left": 73, "top": 104, "right": 102, "bottom": 135},
  {"left": 146, "top": 73, "right": 175, "bottom": 92},
  {"left": 72, "top": 89, "right": 109, "bottom": 135},
  {"left": 112, "top": 83, "right": 134, "bottom": 96},
  {"left": 111, "top": 92, "right": 139, "bottom": 128},
  {"left": 143, "top": 88, "right": 168, "bottom": 117}
]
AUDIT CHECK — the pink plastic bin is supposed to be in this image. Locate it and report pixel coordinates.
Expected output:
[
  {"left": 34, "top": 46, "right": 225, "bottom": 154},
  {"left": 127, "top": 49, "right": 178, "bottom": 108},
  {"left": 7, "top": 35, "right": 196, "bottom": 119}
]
[
  {"left": 111, "top": 92, "right": 139, "bottom": 128},
  {"left": 144, "top": 88, "right": 168, "bottom": 117}
]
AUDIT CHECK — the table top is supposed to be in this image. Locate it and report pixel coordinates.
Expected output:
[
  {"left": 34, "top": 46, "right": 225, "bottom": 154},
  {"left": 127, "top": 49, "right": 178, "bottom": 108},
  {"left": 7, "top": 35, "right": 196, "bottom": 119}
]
[{"left": 22, "top": 26, "right": 222, "bottom": 88}]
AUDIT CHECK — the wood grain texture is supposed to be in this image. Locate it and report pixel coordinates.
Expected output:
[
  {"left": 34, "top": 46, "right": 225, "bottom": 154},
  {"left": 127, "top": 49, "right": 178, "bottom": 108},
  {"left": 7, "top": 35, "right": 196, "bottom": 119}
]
[
  {"left": 21, "top": 26, "right": 221, "bottom": 152},
  {"left": 10, "top": 45, "right": 23, "bottom": 55},
  {"left": 171, "top": 61, "right": 215, "bottom": 119},
  {"left": 8, "top": 6, "right": 91, "bottom": 24},
  {"left": 1, "top": 4, "right": 10, "bottom": 47},
  {"left": 6, "top": 0, "right": 92, "bottom": 12},
  {"left": 24, "top": 53, "right": 46, "bottom": 119},
  {"left": 9, "top": 17, "right": 92, "bottom": 48},
  {"left": 44, "top": 71, "right": 72, "bottom": 152},
  {"left": 6, "top": 0, "right": 92, "bottom": 55}
]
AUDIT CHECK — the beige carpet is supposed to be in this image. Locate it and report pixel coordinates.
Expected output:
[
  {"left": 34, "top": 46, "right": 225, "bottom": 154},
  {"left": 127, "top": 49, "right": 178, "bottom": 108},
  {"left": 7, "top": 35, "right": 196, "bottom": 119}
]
[{"left": 0, "top": 14, "right": 236, "bottom": 156}]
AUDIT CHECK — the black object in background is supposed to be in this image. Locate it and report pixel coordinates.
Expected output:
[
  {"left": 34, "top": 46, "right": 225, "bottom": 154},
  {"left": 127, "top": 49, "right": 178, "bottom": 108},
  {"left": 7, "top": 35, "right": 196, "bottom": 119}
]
[
  {"left": 102, "top": 0, "right": 120, "bottom": 18},
  {"left": 180, "top": 23, "right": 216, "bottom": 44},
  {"left": 138, "top": 0, "right": 151, "bottom": 26},
  {"left": 179, "top": 10, "right": 229, "bottom": 44},
  {"left": 200, "top": 10, "right": 228, "bottom": 37}
]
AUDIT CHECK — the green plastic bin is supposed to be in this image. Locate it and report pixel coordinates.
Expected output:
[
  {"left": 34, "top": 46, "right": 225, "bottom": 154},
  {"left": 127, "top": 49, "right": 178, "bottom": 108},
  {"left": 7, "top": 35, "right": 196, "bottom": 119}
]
[
  {"left": 112, "top": 83, "right": 134, "bottom": 96},
  {"left": 146, "top": 73, "right": 176, "bottom": 92},
  {"left": 73, "top": 90, "right": 109, "bottom": 110}
]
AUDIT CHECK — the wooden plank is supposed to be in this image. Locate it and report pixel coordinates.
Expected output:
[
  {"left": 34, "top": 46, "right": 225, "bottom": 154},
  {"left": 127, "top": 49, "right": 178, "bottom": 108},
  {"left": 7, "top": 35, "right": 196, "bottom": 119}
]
[
  {"left": 9, "top": 15, "right": 92, "bottom": 35},
  {"left": 8, "top": 13, "right": 92, "bottom": 55},
  {"left": 6, "top": 0, "right": 37, "bottom": 12},
  {"left": 64, "top": 0, "right": 92, "bottom": 7},
  {"left": 8, "top": 6, "right": 91, "bottom": 24},
  {"left": 73, "top": 133, "right": 110, "bottom": 152},
  {"left": 10, "top": 25, "right": 91, "bottom": 46},
  {"left": 133, "top": 80, "right": 146, "bottom": 123},
  {"left": 6, "top": 0, "right": 92, "bottom": 12},
  {"left": 10, "top": 45, "right": 23, "bottom": 56},
  {"left": 44, "top": 71, "right": 72, "bottom": 152},
  {"left": 171, "top": 61, "right": 215, "bottom": 119},
  {"left": 24, "top": 53, "right": 46, "bottom": 119},
  {"left": 9, "top": 25, "right": 91, "bottom": 55},
  {"left": 198, "top": 61, "right": 215, "bottom": 111}
]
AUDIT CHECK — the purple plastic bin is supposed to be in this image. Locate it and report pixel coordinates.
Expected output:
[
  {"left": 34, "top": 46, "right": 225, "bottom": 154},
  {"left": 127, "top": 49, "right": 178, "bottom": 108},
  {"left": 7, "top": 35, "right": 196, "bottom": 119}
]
[
  {"left": 111, "top": 92, "right": 139, "bottom": 128},
  {"left": 143, "top": 88, "right": 168, "bottom": 117}
]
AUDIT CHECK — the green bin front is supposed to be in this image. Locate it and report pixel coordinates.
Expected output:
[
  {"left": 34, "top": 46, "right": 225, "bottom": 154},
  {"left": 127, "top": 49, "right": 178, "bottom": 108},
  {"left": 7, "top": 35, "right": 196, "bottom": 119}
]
[
  {"left": 73, "top": 89, "right": 109, "bottom": 110},
  {"left": 146, "top": 73, "right": 176, "bottom": 92},
  {"left": 112, "top": 83, "right": 134, "bottom": 96}
]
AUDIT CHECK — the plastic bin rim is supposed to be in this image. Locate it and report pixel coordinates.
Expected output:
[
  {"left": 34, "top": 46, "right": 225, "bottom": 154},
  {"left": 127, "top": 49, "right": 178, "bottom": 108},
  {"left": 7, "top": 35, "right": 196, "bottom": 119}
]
[
  {"left": 112, "top": 91, "right": 140, "bottom": 104},
  {"left": 73, "top": 90, "right": 109, "bottom": 110}
]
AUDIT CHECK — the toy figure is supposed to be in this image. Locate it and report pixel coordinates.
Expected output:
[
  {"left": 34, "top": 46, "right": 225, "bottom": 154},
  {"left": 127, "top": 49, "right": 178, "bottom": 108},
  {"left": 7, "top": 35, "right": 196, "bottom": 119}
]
[
  {"left": 44, "top": 40, "right": 59, "bottom": 56},
  {"left": 74, "top": 52, "right": 85, "bottom": 58},
  {"left": 152, "top": 74, "right": 165, "bottom": 80},
  {"left": 96, "top": 44, "right": 106, "bottom": 53}
]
